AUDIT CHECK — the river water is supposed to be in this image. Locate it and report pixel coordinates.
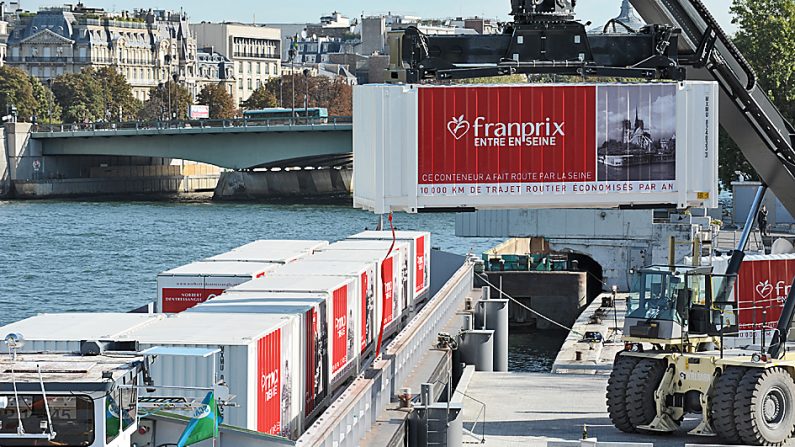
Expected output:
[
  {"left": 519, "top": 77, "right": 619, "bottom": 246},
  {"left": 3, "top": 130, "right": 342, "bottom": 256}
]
[{"left": 0, "top": 199, "right": 563, "bottom": 371}]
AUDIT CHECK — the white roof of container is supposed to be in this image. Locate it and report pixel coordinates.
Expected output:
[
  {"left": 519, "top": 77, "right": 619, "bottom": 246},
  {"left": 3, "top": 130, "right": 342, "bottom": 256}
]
[
  {"left": 208, "top": 291, "right": 326, "bottom": 303},
  {"left": 190, "top": 293, "right": 323, "bottom": 314},
  {"left": 324, "top": 240, "right": 402, "bottom": 250},
  {"left": 0, "top": 313, "right": 165, "bottom": 342},
  {"left": 302, "top": 250, "right": 389, "bottom": 262},
  {"left": 269, "top": 260, "right": 370, "bottom": 276},
  {"left": 124, "top": 313, "right": 294, "bottom": 345},
  {"left": 704, "top": 253, "right": 795, "bottom": 274},
  {"left": 228, "top": 275, "right": 352, "bottom": 293},
  {"left": 160, "top": 261, "right": 279, "bottom": 276},
  {"left": 206, "top": 240, "right": 328, "bottom": 263},
  {"left": 350, "top": 230, "right": 428, "bottom": 239}
]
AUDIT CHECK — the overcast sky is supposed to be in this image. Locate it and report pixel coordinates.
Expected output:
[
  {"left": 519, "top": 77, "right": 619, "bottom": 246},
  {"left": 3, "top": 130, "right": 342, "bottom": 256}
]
[{"left": 11, "top": 0, "right": 736, "bottom": 32}]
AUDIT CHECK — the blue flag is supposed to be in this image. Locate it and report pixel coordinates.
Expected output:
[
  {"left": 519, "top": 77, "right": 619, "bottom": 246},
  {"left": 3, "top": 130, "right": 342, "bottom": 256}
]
[{"left": 177, "top": 392, "right": 222, "bottom": 447}]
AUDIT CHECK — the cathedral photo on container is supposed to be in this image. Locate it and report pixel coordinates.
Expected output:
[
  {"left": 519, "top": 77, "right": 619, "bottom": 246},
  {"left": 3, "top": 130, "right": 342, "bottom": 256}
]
[{"left": 596, "top": 84, "right": 678, "bottom": 182}]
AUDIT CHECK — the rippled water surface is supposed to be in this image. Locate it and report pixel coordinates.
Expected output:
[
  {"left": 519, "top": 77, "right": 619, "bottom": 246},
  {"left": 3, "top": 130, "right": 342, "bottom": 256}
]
[{"left": 0, "top": 199, "right": 563, "bottom": 370}]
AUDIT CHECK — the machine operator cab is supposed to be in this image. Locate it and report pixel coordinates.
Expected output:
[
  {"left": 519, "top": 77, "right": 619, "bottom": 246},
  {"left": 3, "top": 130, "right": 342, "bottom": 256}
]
[{"left": 624, "top": 265, "right": 730, "bottom": 345}]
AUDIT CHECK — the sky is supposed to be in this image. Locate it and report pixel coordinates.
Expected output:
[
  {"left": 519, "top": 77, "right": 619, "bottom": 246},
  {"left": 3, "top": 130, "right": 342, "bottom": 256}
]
[{"left": 12, "top": 0, "right": 736, "bottom": 32}]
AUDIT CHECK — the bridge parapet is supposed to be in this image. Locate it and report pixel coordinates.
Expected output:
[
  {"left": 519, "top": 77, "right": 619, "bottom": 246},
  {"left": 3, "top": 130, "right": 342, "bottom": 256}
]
[{"left": 32, "top": 116, "right": 352, "bottom": 139}]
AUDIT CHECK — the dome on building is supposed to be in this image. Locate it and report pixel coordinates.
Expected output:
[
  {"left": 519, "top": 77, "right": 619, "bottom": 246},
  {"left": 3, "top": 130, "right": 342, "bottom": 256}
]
[{"left": 589, "top": 0, "right": 646, "bottom": 34}]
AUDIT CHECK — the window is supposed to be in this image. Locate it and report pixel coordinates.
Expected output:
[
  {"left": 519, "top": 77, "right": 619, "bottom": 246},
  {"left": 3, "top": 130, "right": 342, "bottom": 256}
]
[
  {"left": 257, "top": 63, "right": 261, "bottom": 75},
  {"left": 247, "top": 78, "right": 252, "bottom": 90},
  {"left": 106, "top": 381, "right": 137, "bottom": 443},
  {"left": 0, "top": 395, "right": 95, "bottom": 446},
  {"left": 247, "top": 62, "right": 252, "bottom": 74}
]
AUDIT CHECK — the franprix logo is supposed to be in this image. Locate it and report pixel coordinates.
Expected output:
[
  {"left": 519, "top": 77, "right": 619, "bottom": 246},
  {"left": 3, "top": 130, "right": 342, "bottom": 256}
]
[
  {"left": 447, "top": 115, "right": 471, "bottom": 140},
  {"left": 756, "top": 280, "right": 774, "bottom": 300},
  {"left": 447, "top": 114, "right": 566, "bottom": 148},
  {"left": 755, "top": 280, "right": 791, "bottom": 302}
]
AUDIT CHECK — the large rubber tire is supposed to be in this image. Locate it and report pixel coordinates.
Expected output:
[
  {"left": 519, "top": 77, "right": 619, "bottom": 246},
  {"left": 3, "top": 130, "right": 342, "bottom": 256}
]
[
  {"left": 607, "top": 354, "right": 641, "bottom": 433},
  {"left": 734, "top": 367, "right": 795, "bottom": 446},
  {"left": 626, "top": 358, "right": 668, "bottom": 428},
  {"left": 710, "top": 367, "right": 747, "bottom": 444}
]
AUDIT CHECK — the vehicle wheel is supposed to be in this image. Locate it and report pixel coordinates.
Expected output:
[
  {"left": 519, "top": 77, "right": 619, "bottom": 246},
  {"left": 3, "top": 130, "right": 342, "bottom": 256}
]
[
  {"left": 626, "top": 358, "right": 668, "bottom": 428},
  {"left": 607, "top": 354, "right": 641, "bottom": 433},
  {"left": 734, "top": 367, "right": 795, "bottom": 446},
  {"left": 710, "top": 367, "right": 747, "bottom": 443}
]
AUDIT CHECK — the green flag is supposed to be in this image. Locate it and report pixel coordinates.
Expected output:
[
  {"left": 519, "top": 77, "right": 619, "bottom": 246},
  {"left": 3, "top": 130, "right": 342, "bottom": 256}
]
[{"left": 177, "top": 392, "right": 221, "bottom": 447}]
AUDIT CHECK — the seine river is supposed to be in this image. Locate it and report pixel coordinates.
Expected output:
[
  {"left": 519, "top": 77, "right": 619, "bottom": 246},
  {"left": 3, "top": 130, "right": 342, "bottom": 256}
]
[{"left": 0, "top": 199, "right": 564, "bottom": 371}]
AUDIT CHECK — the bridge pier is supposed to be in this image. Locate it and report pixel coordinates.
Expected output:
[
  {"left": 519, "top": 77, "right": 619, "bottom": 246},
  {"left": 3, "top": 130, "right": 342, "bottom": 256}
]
[
  {"left": 2, "top": 123, "right": 222, "bottom": 199},
  {"left": 213, "top": 168, "right": 352, "bottom": 201}
]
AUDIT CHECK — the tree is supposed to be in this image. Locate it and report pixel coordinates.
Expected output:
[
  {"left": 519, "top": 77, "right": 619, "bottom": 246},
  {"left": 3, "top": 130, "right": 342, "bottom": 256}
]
[
  {"left": 241, "top": 86, "right": 277, "bottom": 110},
  {"left": 139, "top": 81, "right": 193, "bottom": 121},
  {"left": 94, "top": 67, "right": 142, "bottom": 121},
  {"left": 30, "top": 78, "right": 62, "bottom": 124},
  {"left": 266, "top": 74, "right": 353, "bottom": 116},
  {"left": 197, "top": 83, "right": 236, "bottom": 119},
  {"left": 51, "top": 71, "right": 104, "bottom": 122},
  {"left": 717, "top": 0, "right": 795, "bottom": 187},
  {"left": 0, "top": 66, "right": 37, "bottom": 121}
]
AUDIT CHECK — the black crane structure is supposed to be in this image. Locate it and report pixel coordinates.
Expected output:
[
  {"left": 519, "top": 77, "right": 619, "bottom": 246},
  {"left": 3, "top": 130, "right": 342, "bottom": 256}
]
[{"left": 387, "top": 0, "right": 795, "bottom": 356}]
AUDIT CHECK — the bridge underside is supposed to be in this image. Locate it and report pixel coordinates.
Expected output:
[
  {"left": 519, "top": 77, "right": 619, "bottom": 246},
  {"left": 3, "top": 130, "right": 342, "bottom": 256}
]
[{"left": 36, "top": 128, "right": 352, "bottom": 170}]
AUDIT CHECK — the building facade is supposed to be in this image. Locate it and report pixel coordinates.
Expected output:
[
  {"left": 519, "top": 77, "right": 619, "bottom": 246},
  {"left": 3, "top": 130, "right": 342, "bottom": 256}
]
[
  {"left": 191, "top": 22, "right": 281, "bottom": 107},
  {"left": 0, "top": 20, "right": 7, "bottom": 67},
  {"left": 5, "top": 5, "right": 198, "bottom": 101},
  {"left": 195, "top": 47, "right": 235, "bottom": 98}
]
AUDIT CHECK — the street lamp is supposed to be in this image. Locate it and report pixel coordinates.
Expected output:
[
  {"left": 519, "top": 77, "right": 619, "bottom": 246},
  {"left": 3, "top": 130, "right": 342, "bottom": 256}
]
[
  {"left": 303, "top": 68, "right": 310, "bottom": 121},
  {"left": 46, "top": 78, "right": 53, "bottom": 131}
]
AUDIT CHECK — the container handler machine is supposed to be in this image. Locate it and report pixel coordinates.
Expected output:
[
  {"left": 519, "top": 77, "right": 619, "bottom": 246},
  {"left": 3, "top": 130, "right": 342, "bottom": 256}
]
[{"left": 387, "top": 0, "right": 795, "bottom": 444}]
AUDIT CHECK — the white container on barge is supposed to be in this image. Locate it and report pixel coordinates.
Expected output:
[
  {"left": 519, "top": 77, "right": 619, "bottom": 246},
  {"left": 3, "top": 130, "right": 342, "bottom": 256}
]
[
  {"left": 122, "top": 312, "right": 303, "bottom": 439},
  {"left": 227, "top": 275, "right": 359, "bottom": 387},
  {"left": 157, "top": 261, "right": 281, "bottom": 313},
  {"left": 303, "top": 248, "right": 405, "bottom": 335},
  {"left": 206, "top": 240, "right": 328, "bottom": 264},
  {"left": 189, "top": 293, "right": 333, "bottom": 419},
  {"left": 317, "top": 240, "right": 413, "bottom": 312},
  {"left": 268, "top": 260, "right": 378, "bottom": 356},
  {"left": 0, "top": 312, "right": 165, "bottom": 353},
  {"left": 348, "top": 230, "right": 432, "bottom": 299}
]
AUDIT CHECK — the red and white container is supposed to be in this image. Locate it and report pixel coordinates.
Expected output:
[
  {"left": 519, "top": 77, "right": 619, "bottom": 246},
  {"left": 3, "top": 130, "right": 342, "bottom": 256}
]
[
  {"left": 348, "top": 230, "right": 432, "bottom": 300},
  {"left": 305, "top": 248, "right": 405, "bottom": 335},
  {"left": 206, "top": 240, "right": 329, "bottom": 264},
  {"left": 189, "top": 293, "right": 333, "bottom": 419},
  {"left": 353, "top": 82, "right": 719, "bottom": 213},
  {"left": 156, "top": 261, "right": 280, "bottom": 313},
  {"left": 269, "top": 260, "right": 378, "bottom": 355},
  {"left": 227, "top": 275, "right": 359, "bottom": 386},
  {"left": 710, "top": 254, "right": 795, "bottom": 336},
  {"left": 122, "top": 313, "right": 303, "bottom": 438},
  {"left": 316, "top": 240, "right": 412, "bottom": 314}
]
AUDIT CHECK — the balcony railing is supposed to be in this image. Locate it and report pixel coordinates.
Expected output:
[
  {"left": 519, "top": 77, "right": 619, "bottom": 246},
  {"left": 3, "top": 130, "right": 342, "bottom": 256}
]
[
  {"left": 232, "top": 52, "right": 279, "bottom": 60},
  {"left": 6, "top": 56, "right": 68, "bottom": 63}
]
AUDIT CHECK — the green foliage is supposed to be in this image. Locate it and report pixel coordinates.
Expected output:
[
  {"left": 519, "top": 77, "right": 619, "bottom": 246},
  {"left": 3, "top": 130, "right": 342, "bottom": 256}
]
[
  {"left": 197, "top": 84, "right": 237, "bottom": 119},
  {"left": 265, "top": 75, "right": 353, "bottom": 116},
  {"left": 94, "top": 67, "right": 142, "bottom": 121},
  {"left": 718, "top": 0, "right": 795, "bottom": 187},
  {"left": 51, "top": 71, "right": 104, "bottom": 122},
  {"left": 241, "top": 87, "right": 277, "bottom": 110},
  {"left": 140, "top": 81, "right": 193, "bottom": 120},
  {"left": 458, "top": 74, "right": 529, "bottom": 84},
  {"left": 0, "top": 66, "right": 37, "bottom": 120},
  {"left": 29, "top": 77, "right": 62, "bottom": 123}
]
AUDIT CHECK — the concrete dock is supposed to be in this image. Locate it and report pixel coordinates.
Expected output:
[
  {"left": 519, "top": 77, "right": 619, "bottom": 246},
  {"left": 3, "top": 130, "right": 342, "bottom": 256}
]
[
  {"left": 458, "top": 372, "right": 723, "bottom": 447},
  {"left": 552, "top": 293, "right": 628, "bottom": 375}
]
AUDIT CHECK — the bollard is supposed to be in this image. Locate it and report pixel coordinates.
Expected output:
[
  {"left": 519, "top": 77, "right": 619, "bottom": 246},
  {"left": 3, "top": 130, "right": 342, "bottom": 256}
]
[
  {"left": 483, "top": 299, "right": 509, "bottom": 372},
  {"left": 459, "top": 330, "right": 494, "bottom": 372},
  {"left": 462, "top": 314, "right": 474, "bottom": 331}
]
